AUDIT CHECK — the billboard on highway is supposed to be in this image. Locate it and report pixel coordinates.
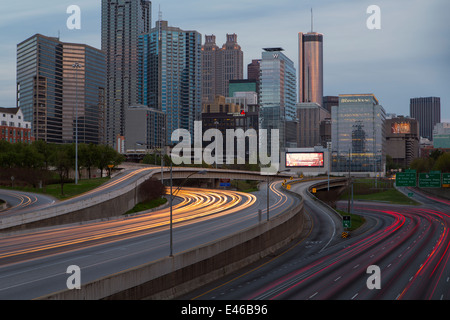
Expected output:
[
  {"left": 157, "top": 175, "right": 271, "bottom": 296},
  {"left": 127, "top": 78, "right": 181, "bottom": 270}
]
[{"left": 286, "top": 152, "right": 324, "bottom": 168}]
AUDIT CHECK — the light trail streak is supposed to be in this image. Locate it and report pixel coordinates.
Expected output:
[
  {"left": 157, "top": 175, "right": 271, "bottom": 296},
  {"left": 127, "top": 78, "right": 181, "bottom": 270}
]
[{"left": 0, "top": 188, "right": 257, "bottom": 264}]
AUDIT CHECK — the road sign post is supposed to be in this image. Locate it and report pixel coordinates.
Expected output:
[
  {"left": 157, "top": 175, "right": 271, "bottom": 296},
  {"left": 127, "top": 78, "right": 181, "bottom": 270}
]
[{"left": 343, "top": 215, "right": 351, "bottom": 229}]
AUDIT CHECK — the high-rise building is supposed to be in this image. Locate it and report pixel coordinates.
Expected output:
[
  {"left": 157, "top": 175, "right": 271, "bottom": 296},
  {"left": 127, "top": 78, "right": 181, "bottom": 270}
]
[
  {"left": 322, "top": 96, "right": 338, "bottom": 113},
  {"left": 385, "top": 116, "right": 419, "bottom": 168},
  {"left": 433, "top": 123, "right": 450, "bottom": 149},
  {"left": 410, "top": 97, "right": 441, "bottom": 141},
  {"left": 138, "top": 20, "right": 202, "bottom": 143},
  {"left": 296, "top": 102, "right": 330, "bottom": 147},
  {"left": 298, "top": 32, "right": 323, "bottom": 107},
  {"left": 124, "top": 105, "right": 166, "bottom": 153},
  {"left": 17, "top": 34, "right": 105, "bottom": 144},
  {"left": 247, "top": 59, "right": 261, "bottom": 82},
  {"left": 101, "top": 0, "right": 151, "bottom": 147},
  {"left": 259, "top": 48, "right": 297, "bottom": 151},
  {"left": 331, "top": 94, "right": 386, "bottom": 174},
  {"left": 201, "top": 34, "right": 243, "bottom": 102}
]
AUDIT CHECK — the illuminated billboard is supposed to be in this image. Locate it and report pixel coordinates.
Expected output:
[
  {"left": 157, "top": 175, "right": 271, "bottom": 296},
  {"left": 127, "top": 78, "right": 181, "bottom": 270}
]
[
  {"left": 286, "top": 152, "right": 324, "bottom": 168},
  {"left": 391, "top": 122, "right": 411, "bottom": 134}
]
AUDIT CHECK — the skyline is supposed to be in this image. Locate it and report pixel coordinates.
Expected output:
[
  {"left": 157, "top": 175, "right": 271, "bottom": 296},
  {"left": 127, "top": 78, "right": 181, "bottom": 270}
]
[{"left": 0, "top": 0, "right": 449, "bottom": 122}]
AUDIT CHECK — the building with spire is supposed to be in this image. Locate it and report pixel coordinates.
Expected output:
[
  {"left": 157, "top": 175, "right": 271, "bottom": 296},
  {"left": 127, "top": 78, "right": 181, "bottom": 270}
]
[{"left": 298, "top": 9, "right": 324, "bottom": 107}]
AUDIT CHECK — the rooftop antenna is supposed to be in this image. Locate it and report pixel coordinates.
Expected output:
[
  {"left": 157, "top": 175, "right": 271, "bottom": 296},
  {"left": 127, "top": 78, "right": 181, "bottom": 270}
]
[
  {"left": 311, "top": 8, "right": 314, "bottom": 32},
  {"left": 158, "top": 4, "right": 162, "bottom": 21}
]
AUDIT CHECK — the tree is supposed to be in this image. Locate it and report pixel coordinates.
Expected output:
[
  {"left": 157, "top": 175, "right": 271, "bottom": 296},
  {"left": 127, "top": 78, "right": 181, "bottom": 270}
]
[
  {"left": 433, "top": 152, "right": 450, "bottom": 173},
  {"left": 79, "top": 143, "right": 97, "bottom": 179},
  {"left": 50, "top": 144, "right": 74, "bottom": 195},
  {"left": 95, "top": 144, "right": 124, "bottom": 178},
  {"left": 410, "top": 157, "right": 434, "bottom": 173}
]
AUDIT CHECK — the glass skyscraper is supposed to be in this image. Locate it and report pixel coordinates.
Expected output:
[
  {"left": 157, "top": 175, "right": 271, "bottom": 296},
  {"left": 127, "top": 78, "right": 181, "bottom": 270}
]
[
  {"left": 138, "top": 20, "right": 202, "bottom": 144},
  {"left": 101, "top": 0, "right": 152, "bottom": 147},
  {"left": 17, "top": 34, "right": 105, "bottom": 144},
  {"left": 259, "top": 48, "right": 297, "bottom": 151},
  {"left": 331, "top": 94, "right": 386, "bottom": 174}
]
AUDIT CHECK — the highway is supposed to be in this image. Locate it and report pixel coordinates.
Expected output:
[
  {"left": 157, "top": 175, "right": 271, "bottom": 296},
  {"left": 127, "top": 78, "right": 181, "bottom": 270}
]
[
  {"left": 0, "top": 189, "right": 56, "bottom": 216},
  {"left": 183, "top": 182, "right": 450, "bottom": 300},
  {"left": 0, "top": 177, "right": 299, "bottom": 299}
]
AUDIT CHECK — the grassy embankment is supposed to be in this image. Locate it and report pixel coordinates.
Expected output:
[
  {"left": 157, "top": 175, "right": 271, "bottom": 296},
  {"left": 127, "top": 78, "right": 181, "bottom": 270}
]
[
  {"left": 0, "top": 177, "right": 110, "bottom": 200},
  {"left": 337, "top": 178, "right": 420, "bottom": 231}
]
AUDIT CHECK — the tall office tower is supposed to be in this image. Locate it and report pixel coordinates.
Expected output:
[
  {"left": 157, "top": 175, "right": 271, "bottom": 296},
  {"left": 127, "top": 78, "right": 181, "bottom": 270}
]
[
  {"left": 385, "top": 116, "right": 419, "bottom": 168},
  {"left": 296, "top": 102, "right": 330, "bottom": 147},
  {"left": 101, "top": 0, "right": 151, "bottom": 147},
  {"left": 322, "top": 95, "right": 339, "bottom": 113},
  {"left": 298, "top": 32, "right": 323, "bottom": 107},
  {"left": 201, "top": 34, "right": 243, "bottom": 102},
  {"left": 139, "top": 20, "right": 202, "bottom": 144},
  {"left": 410, "top": 97, "right": 441, "bottom": 141},
  {"left": 259, "top": 48, "right": 297, "bottom": 151},
  {"left": 247, "top": 59, "right": 261, "bottom": 82},
  {"left": 201, "top": 35, "right": 220, "bottom": 103},
  {"left": 219, "top": 34, "right": 244, "bottom": 97},
  {"left": 17, "top": 34, "right": 105, "bottom": 144},
  {"left": 331, "top": 94, "right": 386, "bottom": 174}
]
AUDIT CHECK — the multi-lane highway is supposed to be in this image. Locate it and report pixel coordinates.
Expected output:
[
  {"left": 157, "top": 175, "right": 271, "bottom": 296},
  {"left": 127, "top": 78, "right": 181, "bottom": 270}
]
[
  {"left": 0, "top": 174, "right": 299, "bottom": 299},
  {"left": 183, "top": 182, "right": 450, "bottom": 300}
]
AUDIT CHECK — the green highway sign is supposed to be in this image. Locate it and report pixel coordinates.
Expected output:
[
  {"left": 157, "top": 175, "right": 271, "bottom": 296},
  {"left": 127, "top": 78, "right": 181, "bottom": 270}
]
[
  {"left": 343, "top": 216, "right": 351, "bottom": 229},
  {"left": 396, "top": 172, "right": 416, "bottom": 187},
  {"left": 419, "top": 172, "right": 441, "bottom": 188},
  {"left": 442, "top": 173, "right": 450, "bottom": 188}
]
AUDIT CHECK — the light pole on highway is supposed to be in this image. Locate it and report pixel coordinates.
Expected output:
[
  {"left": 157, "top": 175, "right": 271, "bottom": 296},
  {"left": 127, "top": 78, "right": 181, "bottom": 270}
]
[
  {"left": 169, "top": 165, "right": 207, "bottom": 256},
  {"left": 73, "top": 62, "right": 82, "bottom": 185},
  {"left": 266, "top": 169, "right": 290, "bottom": 221}
]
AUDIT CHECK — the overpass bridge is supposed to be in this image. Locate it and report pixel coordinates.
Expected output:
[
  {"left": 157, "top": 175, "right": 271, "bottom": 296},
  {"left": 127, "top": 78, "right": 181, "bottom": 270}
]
[{"left": 0, "top": 166, "right": 293, "bottom": 232}]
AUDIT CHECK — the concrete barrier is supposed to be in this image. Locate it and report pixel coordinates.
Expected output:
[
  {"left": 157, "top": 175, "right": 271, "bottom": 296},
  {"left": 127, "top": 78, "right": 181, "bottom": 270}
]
[{"left": 38, "top": 195, "right": 305, "bottom": 300}]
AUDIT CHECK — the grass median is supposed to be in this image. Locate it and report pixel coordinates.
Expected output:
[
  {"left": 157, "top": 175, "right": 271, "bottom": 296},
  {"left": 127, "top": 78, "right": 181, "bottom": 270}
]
[{"left": 0, "top": 177, "right": 110, "bottom": 200}]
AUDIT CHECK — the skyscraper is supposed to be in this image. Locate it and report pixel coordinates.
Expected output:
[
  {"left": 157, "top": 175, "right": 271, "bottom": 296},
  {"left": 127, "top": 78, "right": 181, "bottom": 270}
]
[
  {"left": 296, "top": 102, "right": 330, "bottom": 147},
  {"left": 201, "top": 34, "right": 243, "bottom": 103},
  {"left": 17, "top": 34, "right": 105, "bottom": 144},
  {"left": 410, "top": 97, "right": 441, "bottom": 141},
  {"left": 331, "top": 94, "right": 386, "bottom": 174},
  {"left": 298, "top": 32, "right": 323, "bottom": 107},
  {"left": 101, "top": 0, "right": 151, "bottom": 147},
  {"left": 259, "top": 48, "right": 297, "bottom": 151},
  {"left": 138, "top": 20, "right": 202, "bottom": 143}
]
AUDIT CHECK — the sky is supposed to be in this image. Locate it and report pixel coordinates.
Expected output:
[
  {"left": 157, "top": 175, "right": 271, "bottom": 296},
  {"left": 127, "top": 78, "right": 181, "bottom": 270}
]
[{"left": 1, "top": 0, "right": 449, "bottom": 121}]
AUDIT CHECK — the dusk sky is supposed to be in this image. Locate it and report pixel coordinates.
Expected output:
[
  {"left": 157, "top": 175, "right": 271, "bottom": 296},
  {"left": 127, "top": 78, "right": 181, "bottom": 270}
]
[{"left": 1, "top": 0, "right": 449, "bottom": 121}]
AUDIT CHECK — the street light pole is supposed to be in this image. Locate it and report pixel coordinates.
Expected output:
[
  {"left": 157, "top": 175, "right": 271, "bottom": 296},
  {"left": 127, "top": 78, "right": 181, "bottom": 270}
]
[{"left": 73, "top": 62, "right": 82, "bottom": 185}]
